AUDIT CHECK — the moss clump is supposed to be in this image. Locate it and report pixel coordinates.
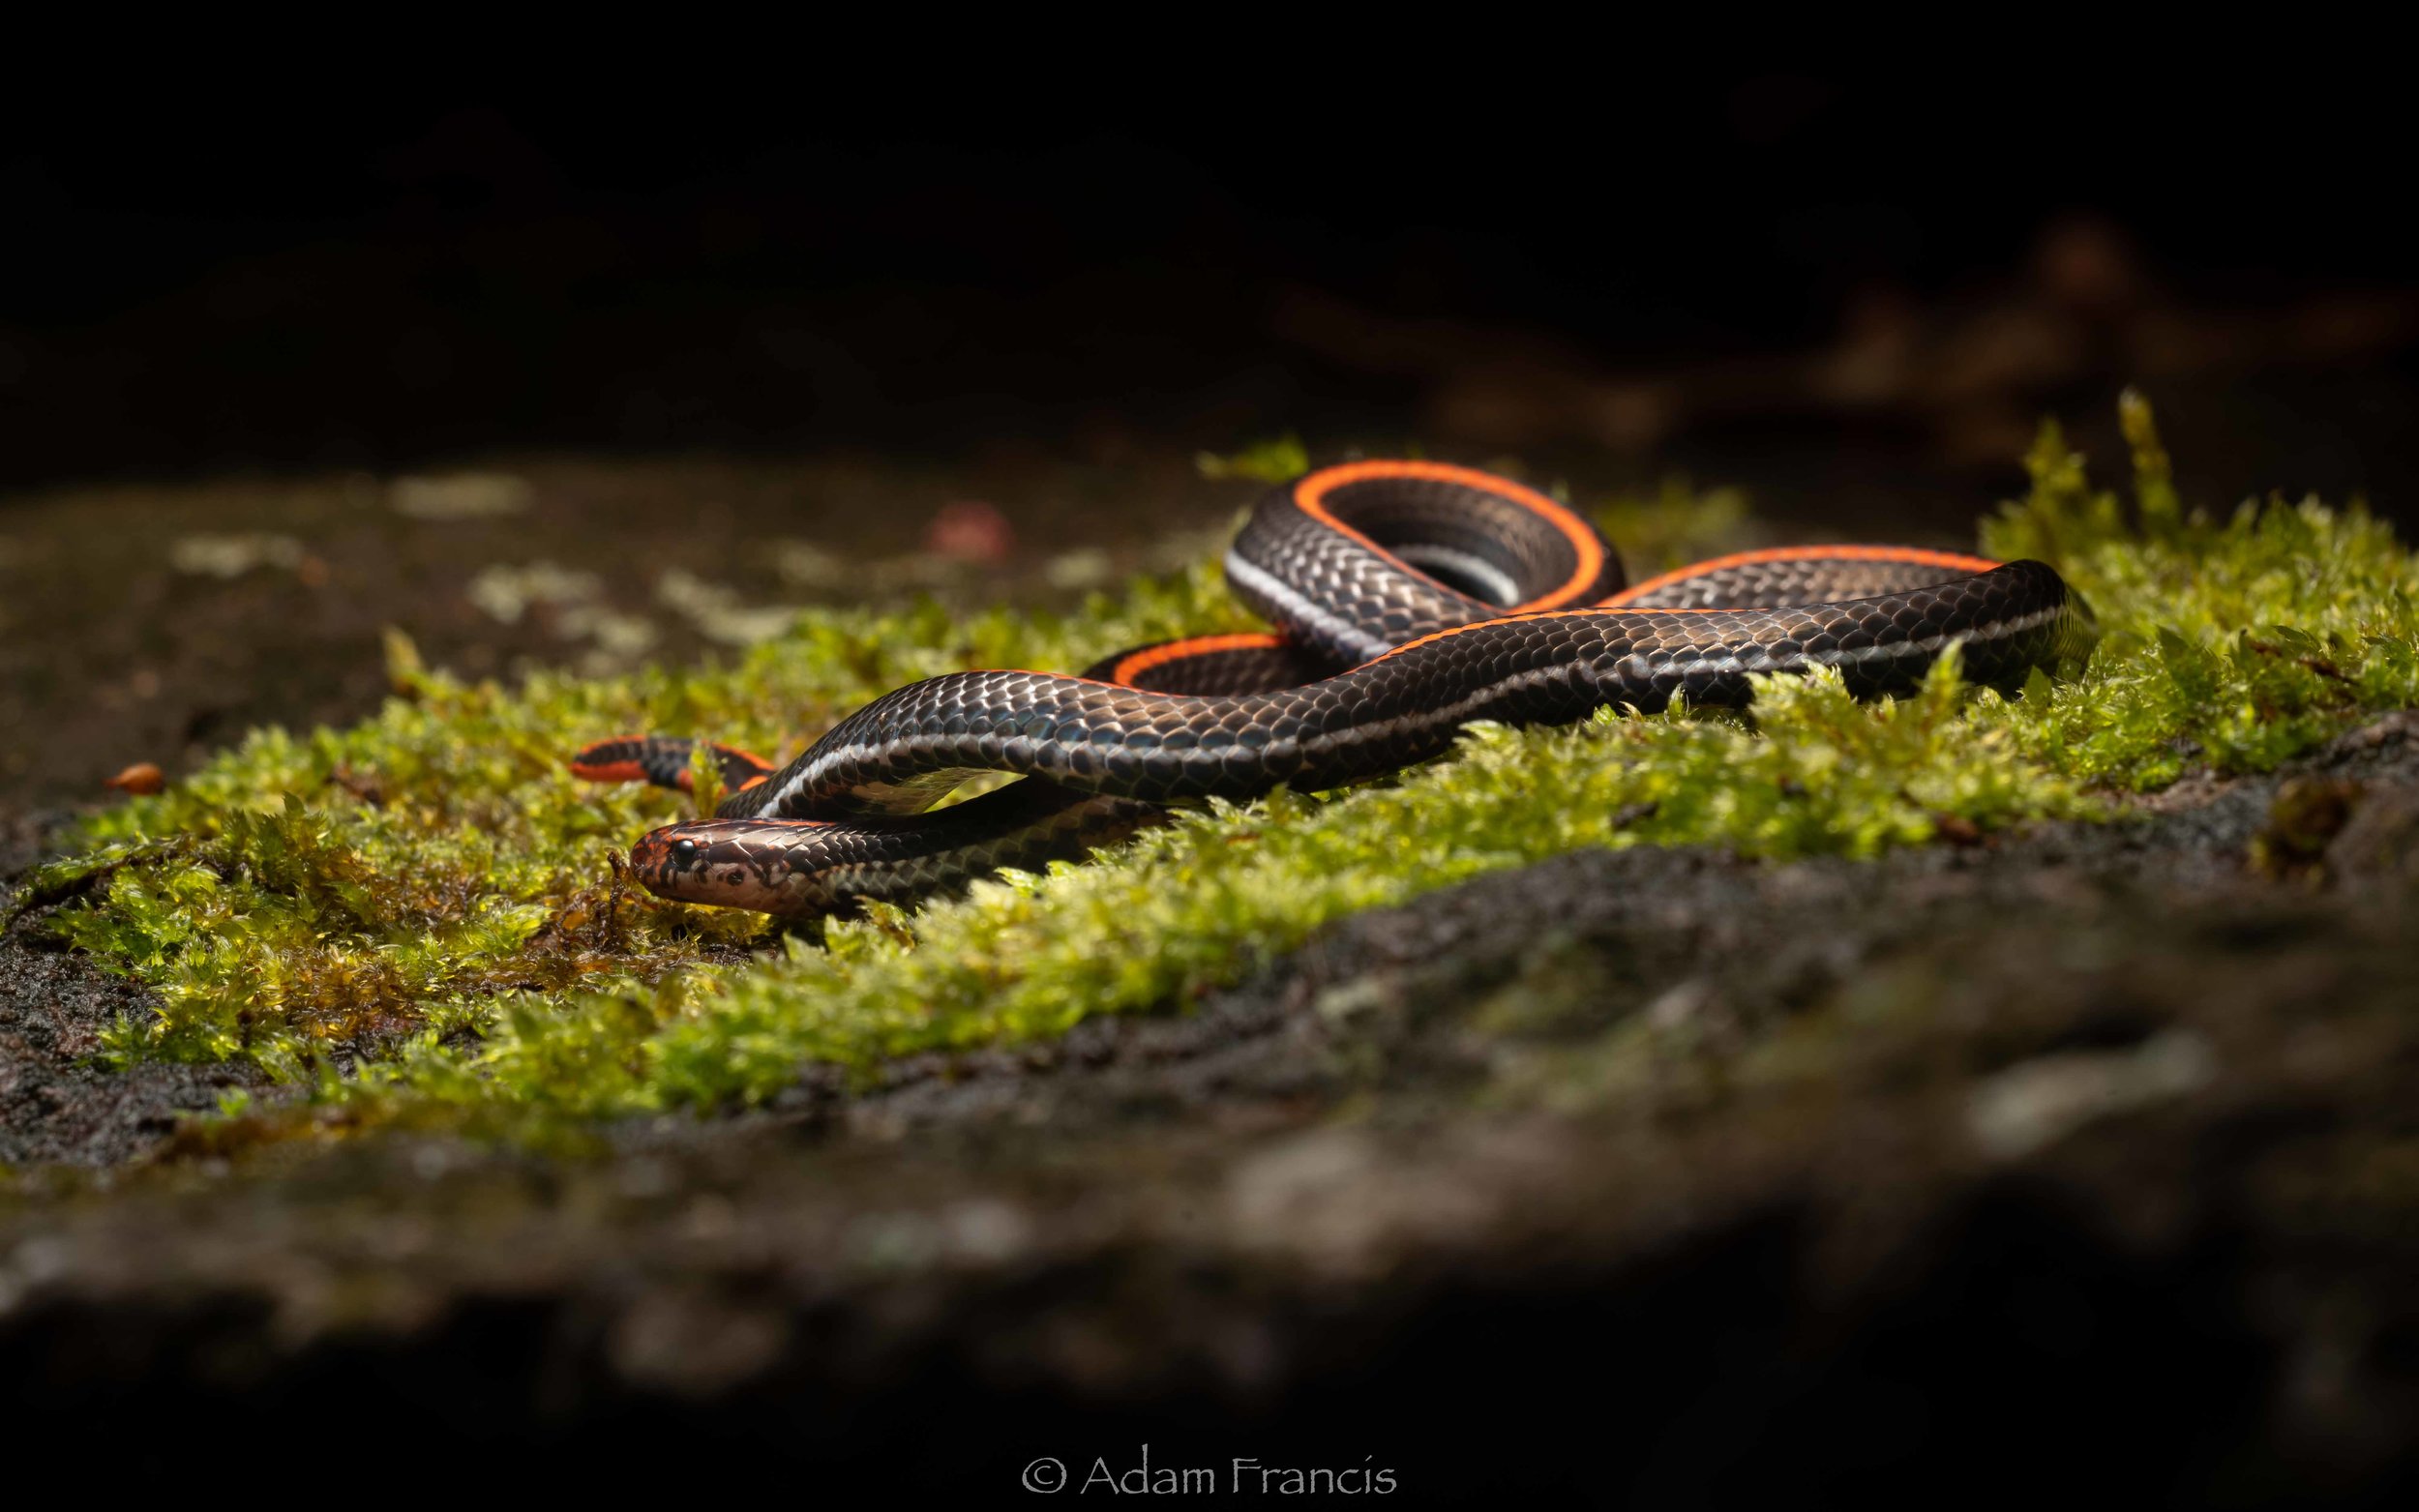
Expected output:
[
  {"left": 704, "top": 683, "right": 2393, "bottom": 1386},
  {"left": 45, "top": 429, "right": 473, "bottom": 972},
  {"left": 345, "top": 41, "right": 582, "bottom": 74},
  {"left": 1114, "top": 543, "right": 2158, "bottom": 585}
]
[
  {"left": 1984, "top": 394, "right": 2419, "bottom": 786},
  {"left": 21, "top": 400, "right": 2419, "bottom": 1141}
]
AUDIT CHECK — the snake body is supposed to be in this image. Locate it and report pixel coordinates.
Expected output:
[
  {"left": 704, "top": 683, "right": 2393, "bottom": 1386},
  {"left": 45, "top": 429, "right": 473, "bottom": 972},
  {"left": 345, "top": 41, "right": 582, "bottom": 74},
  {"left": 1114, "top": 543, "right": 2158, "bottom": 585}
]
[{"left": 574, "top": 460, "right": 2097, "bottom": 916}]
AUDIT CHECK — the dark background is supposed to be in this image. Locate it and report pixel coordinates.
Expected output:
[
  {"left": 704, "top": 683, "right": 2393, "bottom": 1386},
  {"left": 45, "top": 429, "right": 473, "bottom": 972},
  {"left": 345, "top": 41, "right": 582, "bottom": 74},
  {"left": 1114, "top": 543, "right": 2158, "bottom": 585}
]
[{"left": 5, "top": 59, "right": 2414, "bottom": 515}]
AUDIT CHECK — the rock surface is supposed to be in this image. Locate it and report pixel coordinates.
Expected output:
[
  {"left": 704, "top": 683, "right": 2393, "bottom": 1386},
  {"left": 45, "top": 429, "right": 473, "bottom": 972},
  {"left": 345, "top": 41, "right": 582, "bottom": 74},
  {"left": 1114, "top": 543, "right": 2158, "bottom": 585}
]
[{"left": 5, "top": 717, "right": 2418, "bottom": 1497}]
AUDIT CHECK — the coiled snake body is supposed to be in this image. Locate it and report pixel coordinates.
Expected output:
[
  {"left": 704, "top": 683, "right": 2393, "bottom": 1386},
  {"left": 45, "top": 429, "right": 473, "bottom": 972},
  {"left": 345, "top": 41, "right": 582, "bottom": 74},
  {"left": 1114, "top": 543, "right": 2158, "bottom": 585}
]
[{"left": 575, "top": 461, "right": 2096, "bottom": 916}]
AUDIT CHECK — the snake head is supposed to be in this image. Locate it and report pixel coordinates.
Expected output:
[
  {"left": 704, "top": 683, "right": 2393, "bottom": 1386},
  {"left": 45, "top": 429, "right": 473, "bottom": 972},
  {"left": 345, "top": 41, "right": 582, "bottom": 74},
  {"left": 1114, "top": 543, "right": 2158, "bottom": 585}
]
[{"left": 627, "top": 819, "right": 842, "bottom": 916}]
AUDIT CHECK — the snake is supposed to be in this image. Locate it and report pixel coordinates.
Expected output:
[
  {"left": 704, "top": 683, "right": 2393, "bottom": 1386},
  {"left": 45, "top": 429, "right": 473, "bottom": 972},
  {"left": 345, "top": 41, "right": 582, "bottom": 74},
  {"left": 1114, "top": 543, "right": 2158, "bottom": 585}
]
[{"left": 573, "top": 460, "right": 2097, "bottom": 917}]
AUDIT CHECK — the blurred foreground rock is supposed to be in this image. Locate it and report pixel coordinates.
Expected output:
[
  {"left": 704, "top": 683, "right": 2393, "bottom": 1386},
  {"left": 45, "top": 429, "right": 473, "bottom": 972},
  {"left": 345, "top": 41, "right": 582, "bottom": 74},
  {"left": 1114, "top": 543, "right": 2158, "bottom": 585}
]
[{"left": 3, "top": 718, "right": 2418, "bottom": 1497}]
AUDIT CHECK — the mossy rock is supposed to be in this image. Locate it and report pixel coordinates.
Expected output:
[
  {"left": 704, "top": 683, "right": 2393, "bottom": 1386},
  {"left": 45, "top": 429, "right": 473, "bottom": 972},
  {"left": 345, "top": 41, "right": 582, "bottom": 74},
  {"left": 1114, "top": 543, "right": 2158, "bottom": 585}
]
[{"left": 13, "top": 398, "right": 2419, "bottom": 1147}]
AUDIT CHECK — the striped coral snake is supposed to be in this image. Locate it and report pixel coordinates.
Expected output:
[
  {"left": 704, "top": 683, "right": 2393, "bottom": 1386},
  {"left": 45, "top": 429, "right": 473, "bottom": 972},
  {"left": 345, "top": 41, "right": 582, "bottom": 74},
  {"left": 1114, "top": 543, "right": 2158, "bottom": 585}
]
[{"left": 573, "top": 460, "right": 2097, "bottom": 917}]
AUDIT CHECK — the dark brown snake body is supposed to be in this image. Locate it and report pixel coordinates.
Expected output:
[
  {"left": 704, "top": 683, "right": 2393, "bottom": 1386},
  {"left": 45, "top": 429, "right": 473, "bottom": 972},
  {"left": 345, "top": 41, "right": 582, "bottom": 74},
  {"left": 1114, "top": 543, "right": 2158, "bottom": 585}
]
[{"left": 574, "top": 460, "right": 2097, "bottom": 916}]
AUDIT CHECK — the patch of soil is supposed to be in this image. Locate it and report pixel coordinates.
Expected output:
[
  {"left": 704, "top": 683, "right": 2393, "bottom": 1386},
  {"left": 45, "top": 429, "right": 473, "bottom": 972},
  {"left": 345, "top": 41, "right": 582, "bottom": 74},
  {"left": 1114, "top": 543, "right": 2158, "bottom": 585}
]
[{"left": 0, "top": 808, "right": 270, "bottom": 1168}]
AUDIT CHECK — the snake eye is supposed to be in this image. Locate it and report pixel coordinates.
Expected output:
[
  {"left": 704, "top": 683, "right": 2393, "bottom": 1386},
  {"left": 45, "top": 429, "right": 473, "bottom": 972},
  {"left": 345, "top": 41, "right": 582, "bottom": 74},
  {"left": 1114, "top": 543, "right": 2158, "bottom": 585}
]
[{"left": 672, "top": 839, "right": 699, "bottom": 864}]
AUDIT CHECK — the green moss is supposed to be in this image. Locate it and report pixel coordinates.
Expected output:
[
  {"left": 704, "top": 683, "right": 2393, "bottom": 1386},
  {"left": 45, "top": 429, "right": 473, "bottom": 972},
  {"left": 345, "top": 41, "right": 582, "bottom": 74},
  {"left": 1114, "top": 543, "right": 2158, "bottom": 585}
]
[
  {"left": 23, "top": 401, "right": 2419, "bottom": 1141},
  {"left": 1984, "top": 409, "right": 2419, "bottom": 785}
]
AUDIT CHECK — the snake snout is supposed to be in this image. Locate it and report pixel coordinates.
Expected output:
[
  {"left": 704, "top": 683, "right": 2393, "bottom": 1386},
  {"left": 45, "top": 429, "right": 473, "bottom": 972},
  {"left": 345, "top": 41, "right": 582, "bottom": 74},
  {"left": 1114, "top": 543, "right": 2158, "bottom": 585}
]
[{"left": 627, "top": 819, "right": 837, "bottom": 915}]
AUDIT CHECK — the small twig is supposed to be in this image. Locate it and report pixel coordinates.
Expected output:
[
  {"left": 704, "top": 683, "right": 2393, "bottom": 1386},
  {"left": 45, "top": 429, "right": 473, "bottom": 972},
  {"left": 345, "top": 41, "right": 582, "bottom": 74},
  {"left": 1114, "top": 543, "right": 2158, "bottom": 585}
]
[{"left": 600, "top": 848, "right": 632, "bottom": 954}]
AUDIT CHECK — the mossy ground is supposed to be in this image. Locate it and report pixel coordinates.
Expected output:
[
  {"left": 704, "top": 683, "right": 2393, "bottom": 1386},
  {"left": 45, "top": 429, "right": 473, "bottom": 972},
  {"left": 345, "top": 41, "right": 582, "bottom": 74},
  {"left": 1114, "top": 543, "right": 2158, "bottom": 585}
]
[{"left": 16, "top": 400, "right": 2419, "bottom": 1145}]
